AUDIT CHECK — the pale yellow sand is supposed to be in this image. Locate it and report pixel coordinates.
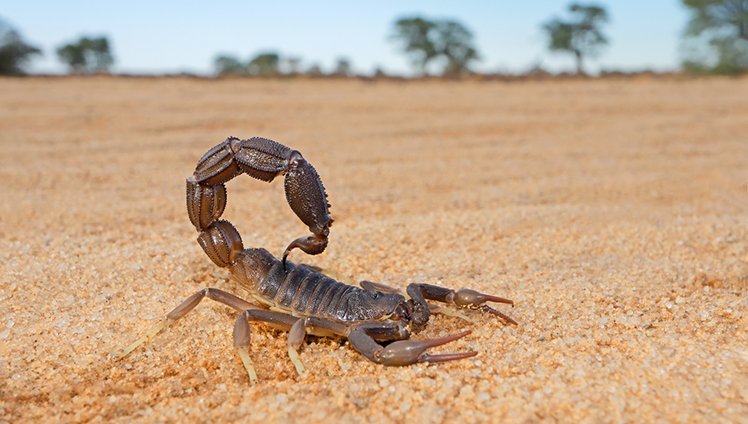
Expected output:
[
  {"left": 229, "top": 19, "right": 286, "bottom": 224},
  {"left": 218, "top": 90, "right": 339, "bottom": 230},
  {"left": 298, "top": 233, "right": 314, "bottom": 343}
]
[{"left": 0, "top": 76, "right": 746, "bottom": 423}]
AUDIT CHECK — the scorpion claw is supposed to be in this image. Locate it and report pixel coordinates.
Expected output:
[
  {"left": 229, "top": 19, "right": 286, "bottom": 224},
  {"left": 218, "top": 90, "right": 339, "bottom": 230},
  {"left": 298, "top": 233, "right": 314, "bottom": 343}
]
[
  {"left": 418, "top": 350, "right": 479, "bottom": 363},
  {"left": 454, "top": 289, "right": 513, "bottom": 307},
  {"left": 481, "top": 305, "right": 518, "bottom": 325},
  {"left": 452, "top": 289, "right": 517, "bottom": 325},
  {"left": 377, "top": 330, "right": 475, "bottom": 366}
]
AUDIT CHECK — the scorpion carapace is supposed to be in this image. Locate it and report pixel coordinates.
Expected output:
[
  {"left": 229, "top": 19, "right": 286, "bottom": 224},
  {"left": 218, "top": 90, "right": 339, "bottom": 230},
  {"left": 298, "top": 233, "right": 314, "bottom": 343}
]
[{"left": 116, "top": 136, "right": 517, "bottom": 385}]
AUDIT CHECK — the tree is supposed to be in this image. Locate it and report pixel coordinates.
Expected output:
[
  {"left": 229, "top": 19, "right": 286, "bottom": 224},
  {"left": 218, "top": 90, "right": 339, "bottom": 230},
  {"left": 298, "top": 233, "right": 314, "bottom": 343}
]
[
  {"left": 390, "top": 16, "right": 479, "bottom": 76},
  {"left": 285, "top": 56, "right": 302, "bottom": 75},
  {"left": 214, "top": 54, "right": 246, "bottom": 76},
  {"left": 334, "top": 57, "right": 352, "bottom": 76},
  {"left": 305, "top": 63, "right": 324, "bottom": 77},
  {"left": 437, "top": 21, "right": 480, "bottom": 76},
  {"left": 0, "top": 18, "right": 41, "bottom": 76},
  {"left": 373, "top": 66, "right": 387, "bottom": 78},
  {"left": 681, "top": 0, "right": 748, "bottom": 74},
  {"left": 390, "top": 17, "right": 438, "bottom": 75},
  {"left": 57, "top": 36, "right": 114, "bottom": 74},
  {"left": 247, "top": 52, "right": 280, "bottom": 76},
  {"left": 541, "top": 4, "right": 609, "bottom": 75}
]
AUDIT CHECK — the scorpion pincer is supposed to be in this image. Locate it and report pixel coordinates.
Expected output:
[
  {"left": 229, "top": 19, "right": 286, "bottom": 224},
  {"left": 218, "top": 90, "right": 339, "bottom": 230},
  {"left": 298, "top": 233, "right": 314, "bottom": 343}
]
[{"left": 115, "top": 136, "right": 517, "bottom": 385}]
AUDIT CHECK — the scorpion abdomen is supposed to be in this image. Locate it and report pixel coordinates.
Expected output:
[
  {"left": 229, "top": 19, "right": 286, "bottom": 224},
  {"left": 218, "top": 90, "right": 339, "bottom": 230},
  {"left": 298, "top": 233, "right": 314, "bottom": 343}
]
[{"left": 232, "top": 249, "right": 368, "bottom": 323}]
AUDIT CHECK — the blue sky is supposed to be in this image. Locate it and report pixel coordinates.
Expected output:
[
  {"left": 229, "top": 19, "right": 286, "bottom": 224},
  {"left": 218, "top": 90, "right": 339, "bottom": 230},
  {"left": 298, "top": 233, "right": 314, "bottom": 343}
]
[{"left": 1, "top": 1, "right": 689, "bottom": 75}]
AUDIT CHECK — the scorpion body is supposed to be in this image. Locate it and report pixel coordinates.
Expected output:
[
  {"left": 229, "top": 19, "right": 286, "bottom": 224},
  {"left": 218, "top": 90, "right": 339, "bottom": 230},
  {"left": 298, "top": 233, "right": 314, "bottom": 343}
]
[
  {"left": 234, "top": 253, "right": 400, "bottom": 324},
  {"left": 117, "top": 137, "right": 516, "bottom": 384}
]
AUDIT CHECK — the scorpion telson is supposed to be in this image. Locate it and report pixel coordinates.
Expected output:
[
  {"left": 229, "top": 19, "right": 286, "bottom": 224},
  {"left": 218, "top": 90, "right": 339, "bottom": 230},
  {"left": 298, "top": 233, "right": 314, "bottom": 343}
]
[{"left": 115, "top": 136, "right": 517, "bottom": 385}]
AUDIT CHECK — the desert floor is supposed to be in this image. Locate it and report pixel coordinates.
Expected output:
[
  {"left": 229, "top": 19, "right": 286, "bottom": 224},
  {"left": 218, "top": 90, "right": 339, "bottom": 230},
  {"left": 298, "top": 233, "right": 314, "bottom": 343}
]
[{"left": 0, "top": 76, "right": 746, "bottom": 423}]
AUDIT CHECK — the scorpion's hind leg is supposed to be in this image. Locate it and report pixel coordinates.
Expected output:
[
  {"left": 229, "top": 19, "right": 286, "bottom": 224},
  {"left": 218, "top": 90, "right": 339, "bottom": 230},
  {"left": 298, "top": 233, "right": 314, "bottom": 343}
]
[
  {"left": 112, "top": 288, "right": 261, "bottom": 359},
  {"left": 407, "top": 283, "right": 518, "bottom": 325}
]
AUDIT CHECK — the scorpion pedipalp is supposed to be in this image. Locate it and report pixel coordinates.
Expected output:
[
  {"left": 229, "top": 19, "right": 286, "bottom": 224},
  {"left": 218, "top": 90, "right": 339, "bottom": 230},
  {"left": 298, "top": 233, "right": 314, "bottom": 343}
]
[
  {"left": 348, "top": 327, "right": 478, "bottom": 366},
  {"left": 453, "top": 289, "right": 514, "bottom": 308},
  {"left": 406, "top": 284, "right": 518, "bottom": 326},
  {"left": 453, "top": 289, "right": 517, "bottom": 325},
  {"left": 378, "top": 329, "right": 478, "bottom": 365}
]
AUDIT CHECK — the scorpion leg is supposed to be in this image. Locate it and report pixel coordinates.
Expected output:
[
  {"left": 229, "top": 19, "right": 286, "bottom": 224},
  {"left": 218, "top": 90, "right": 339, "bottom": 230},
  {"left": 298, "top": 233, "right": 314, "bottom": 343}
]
[
  {"left": 112, "top": 288, "right": 261, "bottom": 359},
  {"left": 287, "top": 316, "right": 348, "bottom": 377},
  {"left": 233, "top": 309, "right": 298, "bottom": 385},
  {"left": 360, "top": 280, "right": 403, "bottom": 293},
  {"left": 234, "top": 311, "right": 348, "bottom": 382},
  {"left": 347, "top": 322, "right": 477, "bottom": 366},
  {"left": 407, "top": 283, "right": 517, "bottom": 325},
  {"left": 358, "top": 281, "right": 474, "bottom": 321},
  {"left": 287, "top": 318, "right": 310, "bottom": 375}
]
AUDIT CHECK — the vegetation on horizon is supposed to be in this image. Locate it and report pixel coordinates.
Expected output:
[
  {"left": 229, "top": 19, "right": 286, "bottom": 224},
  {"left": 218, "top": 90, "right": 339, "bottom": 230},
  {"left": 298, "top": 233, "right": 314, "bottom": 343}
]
[
  {"left": 2, "top": 2, "right": 747, "bottom": 77},
  {"left": 214, "top": 51, "right": 354, "bottom": 77},
  {"left": 0, "top": 18, "right": 41, "bottom": 76},
  {"left": 389, "top": 16, "right": 480, "bottom": 76},
  {"left": 541, "top": 3, "right": 610, "bottom": 75},
  {"left": 56, "top": 36, "right": 114, "bottom": 74},
  {"left": 681, "top": 0, "right": 748, "bottom": 75}
]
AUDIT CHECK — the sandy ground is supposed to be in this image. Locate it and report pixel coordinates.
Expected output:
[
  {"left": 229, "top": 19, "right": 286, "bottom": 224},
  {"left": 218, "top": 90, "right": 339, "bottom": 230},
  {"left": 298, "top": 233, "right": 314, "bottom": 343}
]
[{"left": 0, "top": 76, "right": 746, "bottom": 423}]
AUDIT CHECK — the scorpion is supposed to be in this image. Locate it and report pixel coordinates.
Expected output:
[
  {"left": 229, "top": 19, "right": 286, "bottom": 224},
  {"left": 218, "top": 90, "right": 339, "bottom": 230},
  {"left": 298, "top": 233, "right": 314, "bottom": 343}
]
[{"left": 116, "top": 136, "right": 517, "bottom": 384}]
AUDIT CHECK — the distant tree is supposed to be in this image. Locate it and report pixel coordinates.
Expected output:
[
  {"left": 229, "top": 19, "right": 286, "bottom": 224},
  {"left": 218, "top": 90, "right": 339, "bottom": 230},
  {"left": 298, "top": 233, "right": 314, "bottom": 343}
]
[
  {"left": 57, "top": 36, "right": 114, "bottom": 74},
  {"left": 525, "top": 60, "right": 552, "bottom": 77},
  {"left": 390, "top": 17, "right": 438, "bottom": 75},
  {"left": 306, "top": 63, "right": 324, "bottom": 77},
  {"left": 334, "top": 57, "right": 352, "bottom": 76},
  {"left": 681, "top": 0, "right": 748, "bottom": 74},
  {"left": 373, "top": 65, "right": 387, "bottom": 78},
  {"left": 247, "top": 52, "right": 280, "bottom": 76},
  {"left": 214, "top": 54, "right": 246, "bottom": 76},
  {"left": 390, "top": 16, "right": 479, "bottom": 76},
  {"left": 0, "top": 18, "right": 41, "bottom": 76},
  {"left": 437, "top": 20, "right": 480, "bottom": 76},
  {"left": 541, "top": 4, "right": 609, "bottom": 75},
  {"left": 285, "top": 56, "right": 302, "bottom": 75}
]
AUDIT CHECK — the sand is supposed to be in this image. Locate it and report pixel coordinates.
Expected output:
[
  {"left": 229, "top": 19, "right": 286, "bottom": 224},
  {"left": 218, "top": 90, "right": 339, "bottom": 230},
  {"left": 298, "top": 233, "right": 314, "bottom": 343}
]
[{"left": 0, "top": 76, "right": 746, "bottom": 423}]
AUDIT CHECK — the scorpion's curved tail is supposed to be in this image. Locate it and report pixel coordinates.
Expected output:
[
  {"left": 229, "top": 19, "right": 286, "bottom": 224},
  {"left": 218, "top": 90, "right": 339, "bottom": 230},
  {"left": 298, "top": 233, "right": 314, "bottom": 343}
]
[{"left": 186, "top": 137, "right": 333, "bottom": 270}]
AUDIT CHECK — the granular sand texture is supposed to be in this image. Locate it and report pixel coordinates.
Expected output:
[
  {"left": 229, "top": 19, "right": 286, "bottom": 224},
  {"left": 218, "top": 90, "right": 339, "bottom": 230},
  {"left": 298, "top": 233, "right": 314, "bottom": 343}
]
[{"left": 0, "top": 77, "right": 747, "bottom": 423}]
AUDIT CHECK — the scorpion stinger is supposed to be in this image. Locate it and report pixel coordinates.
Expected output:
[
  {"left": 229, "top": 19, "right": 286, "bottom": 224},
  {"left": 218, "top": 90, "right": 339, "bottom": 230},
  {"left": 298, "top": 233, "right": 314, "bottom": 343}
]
[{"left": 114, "top": 136, "right": 517, "bottom": 385}]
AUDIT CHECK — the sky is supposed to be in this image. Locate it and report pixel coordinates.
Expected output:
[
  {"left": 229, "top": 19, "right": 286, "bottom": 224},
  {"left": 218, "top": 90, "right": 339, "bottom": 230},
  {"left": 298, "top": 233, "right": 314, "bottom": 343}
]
[{"left": 1, "top": 1, "right": 690, "bottom": 76}]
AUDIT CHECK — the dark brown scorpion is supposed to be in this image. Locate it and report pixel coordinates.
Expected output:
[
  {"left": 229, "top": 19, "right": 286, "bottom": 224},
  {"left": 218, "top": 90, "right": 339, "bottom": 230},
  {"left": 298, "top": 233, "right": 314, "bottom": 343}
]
[{"left": 115, "top": 136, "right": 516, "bottom": 384}]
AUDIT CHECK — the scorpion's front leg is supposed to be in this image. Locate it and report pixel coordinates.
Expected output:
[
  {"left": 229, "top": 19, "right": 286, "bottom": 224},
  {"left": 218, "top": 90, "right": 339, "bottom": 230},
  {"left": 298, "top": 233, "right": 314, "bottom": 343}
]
[
  {"left": 407, "top": 284, "right": 518, "bottom": 325},
  {"left": 347, "top": 322, "right": 477, "bottom": 366}
]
